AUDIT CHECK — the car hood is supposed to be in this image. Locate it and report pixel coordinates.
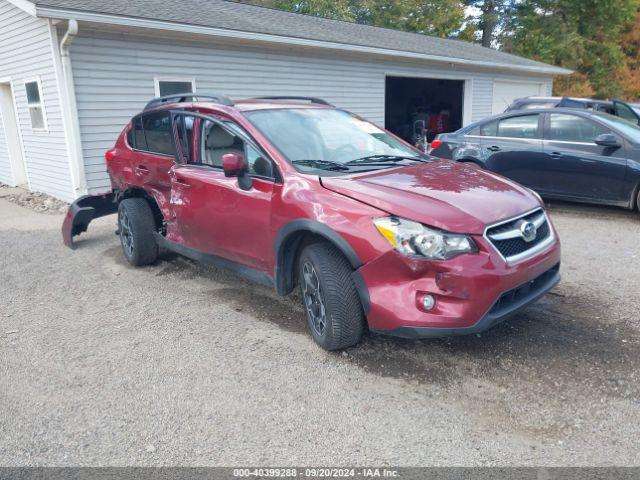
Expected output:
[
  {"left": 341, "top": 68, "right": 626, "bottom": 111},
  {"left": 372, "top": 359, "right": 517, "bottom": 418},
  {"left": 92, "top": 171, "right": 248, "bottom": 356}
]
[{"left": 320, "top": 160, "right": 541, "bottom": 235}]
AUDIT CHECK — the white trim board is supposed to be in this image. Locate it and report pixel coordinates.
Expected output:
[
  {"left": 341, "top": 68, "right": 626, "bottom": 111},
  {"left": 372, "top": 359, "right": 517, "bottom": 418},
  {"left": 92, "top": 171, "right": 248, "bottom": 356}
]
[
  {"left": 34, "top": 6, "right": 571, "bottom": 76},
  {"left": 23, "top": 76, "right": 49, "bottom": 133},
  {"left": 153, "top": 77, "right": 197, "bottom": 97},
  {"left": 5, "top": 0, "right": 36, "bottom": 16}
]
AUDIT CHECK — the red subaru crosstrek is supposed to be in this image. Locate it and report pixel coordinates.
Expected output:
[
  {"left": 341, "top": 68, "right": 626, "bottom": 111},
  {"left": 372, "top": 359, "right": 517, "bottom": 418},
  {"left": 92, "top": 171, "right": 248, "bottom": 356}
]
[{"left": 63, "top": 94, "right": 561, "bottom": 350}]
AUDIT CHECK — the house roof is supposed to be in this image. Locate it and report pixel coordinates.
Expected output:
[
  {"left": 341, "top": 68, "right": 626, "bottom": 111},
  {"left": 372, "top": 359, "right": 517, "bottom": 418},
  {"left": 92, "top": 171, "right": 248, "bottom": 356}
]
[{"left": 29, "top": 0, "right": 570, "bottom": 75}]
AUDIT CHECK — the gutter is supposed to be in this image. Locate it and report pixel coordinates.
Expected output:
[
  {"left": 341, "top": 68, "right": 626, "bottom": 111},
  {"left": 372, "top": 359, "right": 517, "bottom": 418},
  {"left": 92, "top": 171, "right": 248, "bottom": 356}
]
[
  {"left": 54, "top": 19, "right": 88, "bottom": 197},
  {"left": 35, "top": 7, "right": 573, "bottom": 76}
]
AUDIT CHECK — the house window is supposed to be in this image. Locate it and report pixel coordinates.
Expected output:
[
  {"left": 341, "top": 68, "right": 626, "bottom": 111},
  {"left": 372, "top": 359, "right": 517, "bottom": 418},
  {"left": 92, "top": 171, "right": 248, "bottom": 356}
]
[
  {"left": 154, "top": 78, "right": 196, "bottom": 97},
  {"left": 25, "top": 80, "right": 46, "bottom": 130}
]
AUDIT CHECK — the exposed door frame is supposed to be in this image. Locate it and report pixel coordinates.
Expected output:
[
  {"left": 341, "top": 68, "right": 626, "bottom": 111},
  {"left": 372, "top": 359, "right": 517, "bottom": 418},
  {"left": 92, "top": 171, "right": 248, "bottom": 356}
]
[
  {"left": 0, "top": 78, "right": 29, "bottom": 187},
  {"left": 384, "top": 72, "right": 473, "bottom": 128}
]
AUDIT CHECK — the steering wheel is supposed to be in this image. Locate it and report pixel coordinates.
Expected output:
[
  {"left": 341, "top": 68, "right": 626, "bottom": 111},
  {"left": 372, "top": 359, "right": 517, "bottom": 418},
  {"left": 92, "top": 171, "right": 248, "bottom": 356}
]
[{"left": 330, "top": 144, "right": 360, "bottom": 162}]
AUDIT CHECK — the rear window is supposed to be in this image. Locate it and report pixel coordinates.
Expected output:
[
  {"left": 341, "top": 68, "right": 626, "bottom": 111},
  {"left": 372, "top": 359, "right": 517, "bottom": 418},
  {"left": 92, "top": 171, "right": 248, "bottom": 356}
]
[
  {"left": 133, "top": 117, "right": 147, "bottom": 150},
  {"left": 142, "top": 112, "right": 174, "bottom": 155}
]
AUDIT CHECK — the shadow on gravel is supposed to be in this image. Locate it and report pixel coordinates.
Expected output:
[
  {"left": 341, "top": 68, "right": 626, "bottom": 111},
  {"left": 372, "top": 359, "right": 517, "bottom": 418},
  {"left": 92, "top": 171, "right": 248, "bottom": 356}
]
[
  {"left": 545, "top": 200, "right": 639, "bottom": 222},
  {"left": 105, "top": 237, "right": 640, "bottom": 401},
  {"left": 350, "top": 291, "right": 639, "bottom": 396}
]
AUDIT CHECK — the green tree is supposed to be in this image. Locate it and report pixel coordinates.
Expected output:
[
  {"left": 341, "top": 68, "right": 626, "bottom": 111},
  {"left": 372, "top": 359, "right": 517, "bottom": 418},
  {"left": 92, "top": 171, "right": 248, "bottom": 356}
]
[
  {"left": 505, "top": 0, "right": 639, "bottom": 98},
  {"left": 357, "top": 0, "right": 467, "bottom": 38},
  {"left": 463, "top": 0, "right": 516, "bottom": 47},
  {"left": 240, "top": 0, "right": 467, "bottom": 38},
  {"left": 245, "top": 0, "right": 356, "bottom": 20}
]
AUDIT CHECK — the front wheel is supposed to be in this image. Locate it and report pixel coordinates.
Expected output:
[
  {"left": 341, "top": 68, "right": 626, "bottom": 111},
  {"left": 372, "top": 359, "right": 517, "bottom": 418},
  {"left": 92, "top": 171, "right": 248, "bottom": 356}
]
[
  {"left": 118, "top": 198, "right": 158, "bottom": 266},
  {"left": 298, "top": 243, "right": 365, "bottom": 350}
]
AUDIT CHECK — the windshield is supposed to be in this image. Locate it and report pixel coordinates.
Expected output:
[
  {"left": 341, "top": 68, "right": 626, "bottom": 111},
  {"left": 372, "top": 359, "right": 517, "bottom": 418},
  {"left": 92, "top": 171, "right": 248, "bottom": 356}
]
[
  {"left": 244, "top": 108, "right": 426, "bottom": 173},
  {"left": 593, "top": 112, "right": 640, "bottom": 140}
]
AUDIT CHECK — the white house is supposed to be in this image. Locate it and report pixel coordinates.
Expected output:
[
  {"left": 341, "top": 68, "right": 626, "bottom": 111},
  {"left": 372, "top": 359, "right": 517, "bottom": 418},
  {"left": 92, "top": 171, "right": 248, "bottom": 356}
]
[{"left": 0, "top": 0, "right": 569, "bottom": 201}]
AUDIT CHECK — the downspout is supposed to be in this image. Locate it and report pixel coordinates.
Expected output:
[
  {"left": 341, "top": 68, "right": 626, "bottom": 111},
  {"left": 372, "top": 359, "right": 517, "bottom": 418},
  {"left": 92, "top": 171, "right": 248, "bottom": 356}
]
[{"left": 59, "top": 19, "right": 88, "bottom": 197}]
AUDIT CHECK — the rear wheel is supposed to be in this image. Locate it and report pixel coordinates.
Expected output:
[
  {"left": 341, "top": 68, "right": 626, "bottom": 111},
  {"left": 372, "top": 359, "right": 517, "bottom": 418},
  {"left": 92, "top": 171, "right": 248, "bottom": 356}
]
[
  {"left": 298, "top": 243, "right": 364, "bottom": 350},
  {"left": 118, "top": 198, "right": 158, "bottom": 266}
]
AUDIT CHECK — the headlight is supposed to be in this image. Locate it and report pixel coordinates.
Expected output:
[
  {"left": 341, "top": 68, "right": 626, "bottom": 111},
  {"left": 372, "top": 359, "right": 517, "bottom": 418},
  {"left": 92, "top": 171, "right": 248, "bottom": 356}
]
[{"left": 373, "top": 216, "right": 477, "bottom": 260}]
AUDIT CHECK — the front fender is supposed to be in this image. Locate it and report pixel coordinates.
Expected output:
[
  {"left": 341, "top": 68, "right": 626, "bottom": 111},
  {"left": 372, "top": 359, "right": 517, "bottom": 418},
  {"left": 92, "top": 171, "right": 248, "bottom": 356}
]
[{"left": 61, "top": 192, "right": 118, "bottom": 249}]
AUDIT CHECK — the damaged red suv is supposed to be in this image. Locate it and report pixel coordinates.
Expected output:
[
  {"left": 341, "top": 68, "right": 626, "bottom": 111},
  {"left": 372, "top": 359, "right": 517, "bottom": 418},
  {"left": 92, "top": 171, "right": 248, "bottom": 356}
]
[{"left": 63, "top": 94, "right": 561, "bottom": 350}]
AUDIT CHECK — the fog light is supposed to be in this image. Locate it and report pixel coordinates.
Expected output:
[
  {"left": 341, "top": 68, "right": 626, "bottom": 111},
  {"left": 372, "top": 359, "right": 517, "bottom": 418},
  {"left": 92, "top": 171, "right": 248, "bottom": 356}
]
[{"left": 421, "top": 294, "right": 436, "bottom": 311}]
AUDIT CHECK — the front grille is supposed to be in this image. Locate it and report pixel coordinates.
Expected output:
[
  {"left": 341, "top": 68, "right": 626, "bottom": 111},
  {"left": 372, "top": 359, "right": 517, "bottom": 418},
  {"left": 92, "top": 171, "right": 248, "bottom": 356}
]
[
  {"left": 489, "top": 263, "right": 560, "bottom": 317},
  {"left": 486, "top": 209, "right": 552, "bottom": 262}
]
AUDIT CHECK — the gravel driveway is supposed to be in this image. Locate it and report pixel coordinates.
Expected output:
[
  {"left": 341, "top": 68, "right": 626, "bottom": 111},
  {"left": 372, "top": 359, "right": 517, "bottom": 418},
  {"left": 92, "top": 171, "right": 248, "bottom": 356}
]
[{"left": 0, "top": 197, "right": 639, "bottom": 466}]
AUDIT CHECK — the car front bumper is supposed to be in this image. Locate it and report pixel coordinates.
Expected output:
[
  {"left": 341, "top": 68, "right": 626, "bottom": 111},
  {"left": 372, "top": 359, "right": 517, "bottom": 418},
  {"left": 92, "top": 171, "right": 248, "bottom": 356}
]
[{"left": 358, "top": 229, "right": 561, "bottom": 337}]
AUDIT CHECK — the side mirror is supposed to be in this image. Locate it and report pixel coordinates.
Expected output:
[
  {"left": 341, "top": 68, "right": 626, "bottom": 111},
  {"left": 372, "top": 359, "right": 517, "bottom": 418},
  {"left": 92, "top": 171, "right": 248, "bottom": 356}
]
[
  {"left": 595, "top": 133, "right": 621, "bottom": 148},
  {"left": 222, "top": 152, "right": 247, "bottom": 177}
]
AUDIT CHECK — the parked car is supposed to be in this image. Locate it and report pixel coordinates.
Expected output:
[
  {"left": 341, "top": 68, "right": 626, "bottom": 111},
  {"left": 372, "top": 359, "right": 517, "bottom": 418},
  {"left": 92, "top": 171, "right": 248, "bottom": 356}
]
[
  {"left": 507, "top": 96, "right": 640, "bottom": 125},
  {"left": 430, "top": 108, "right": 640, "bottom": 210},
  {"left": 62, "top": 94, "right": 561, "bottom": 350}
]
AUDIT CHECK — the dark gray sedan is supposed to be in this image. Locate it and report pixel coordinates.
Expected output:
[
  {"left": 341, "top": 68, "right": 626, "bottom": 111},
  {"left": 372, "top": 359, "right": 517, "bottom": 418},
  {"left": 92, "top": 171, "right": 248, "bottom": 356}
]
[{"left": 430, "top": 108, "right": 640, "bottom": 210}]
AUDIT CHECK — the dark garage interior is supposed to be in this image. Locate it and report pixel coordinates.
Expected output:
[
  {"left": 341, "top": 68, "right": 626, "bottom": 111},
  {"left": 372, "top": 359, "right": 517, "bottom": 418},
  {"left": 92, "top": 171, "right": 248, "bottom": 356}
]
[{"left": 385, "top": 76, "right": 464, "bottom": 147}]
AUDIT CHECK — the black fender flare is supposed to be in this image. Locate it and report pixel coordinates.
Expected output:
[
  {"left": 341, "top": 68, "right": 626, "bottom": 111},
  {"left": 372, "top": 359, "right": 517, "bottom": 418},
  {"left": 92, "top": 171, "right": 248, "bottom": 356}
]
[{"left": 273, "top": 220, "right": 370, "bottom": 313}]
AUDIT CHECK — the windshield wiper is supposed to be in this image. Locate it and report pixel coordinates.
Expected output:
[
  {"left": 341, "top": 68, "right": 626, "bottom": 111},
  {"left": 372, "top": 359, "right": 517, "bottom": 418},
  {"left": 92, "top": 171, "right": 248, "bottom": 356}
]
[
  {"left": 345, "top": 155, "right": 427, "bottom": 165},
  {"left": 292, "top": 159, "right": 350, "bottom": 171}
]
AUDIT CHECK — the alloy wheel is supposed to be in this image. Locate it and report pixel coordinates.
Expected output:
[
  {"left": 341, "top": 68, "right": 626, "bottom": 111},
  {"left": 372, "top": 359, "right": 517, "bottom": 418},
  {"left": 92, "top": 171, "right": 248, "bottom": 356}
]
[
  {"left": 119, "top": 209, "right": 134, "bottom": 257},
  {"left": 301, "top": 261, "right": 326, "bottom": 336}
]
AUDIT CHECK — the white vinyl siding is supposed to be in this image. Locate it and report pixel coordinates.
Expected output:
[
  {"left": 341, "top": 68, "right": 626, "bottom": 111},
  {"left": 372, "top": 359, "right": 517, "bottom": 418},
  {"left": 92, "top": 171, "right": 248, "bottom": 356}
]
[
  {"left": 68, "top": 29, "right": 555, "bottom": 194},
  {"left": 0, "top": 0, "right": 72, "bottom": 201},
  {"left": 0, "top": 107, "right": 12, "bottom": 184}
]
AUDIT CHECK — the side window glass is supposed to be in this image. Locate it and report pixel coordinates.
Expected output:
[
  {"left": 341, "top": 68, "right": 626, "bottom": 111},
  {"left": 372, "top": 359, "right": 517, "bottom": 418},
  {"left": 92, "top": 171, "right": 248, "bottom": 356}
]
[
  {"left": 174, "top": 115, "right": 195, "bottom": 163},
  {"left": 142, "top": 111, "right": 174, "bottom": 155},
  {"left": 615, "top": 102, "right": 639, "bottom": 124},
  {"left": 480, "top": 120, "right": 498, "bottom": 136},
  {"left": 549, "top": 114, "right": 609, "bottom": 143},
  {"left": 133, "top": 117, "right": 147, "bottom": 150},
  {"left": 201, "top": 120, "right": 244, "bottom": 168},
  {"left": 497, "top": 115, "right": 539, "bottom": 139},
  {"left": 201, "top": 119, "right": 275, "bottom": 178},
  {"left": 246, "top": 143, "right": 274, "bottom": 178}
]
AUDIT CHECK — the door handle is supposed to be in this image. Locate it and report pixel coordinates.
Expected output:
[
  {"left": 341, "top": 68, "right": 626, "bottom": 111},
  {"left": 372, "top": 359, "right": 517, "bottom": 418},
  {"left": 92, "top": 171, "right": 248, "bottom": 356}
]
[
  {"left": 487, "top": 145, "right": 501, "bottom": 152},
  {"left": 549, "top": 152, "right": 563, "bottom": 158},
  {"left": 135, "top": 165, "right": 150, "bottom": 175}
]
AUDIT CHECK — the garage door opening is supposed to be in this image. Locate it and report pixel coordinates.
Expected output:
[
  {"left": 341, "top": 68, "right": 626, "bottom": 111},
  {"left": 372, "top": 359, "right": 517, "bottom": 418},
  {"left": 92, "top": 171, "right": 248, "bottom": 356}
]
[{"left": 385, "top": 76, "right": 464, "bottom": 148}]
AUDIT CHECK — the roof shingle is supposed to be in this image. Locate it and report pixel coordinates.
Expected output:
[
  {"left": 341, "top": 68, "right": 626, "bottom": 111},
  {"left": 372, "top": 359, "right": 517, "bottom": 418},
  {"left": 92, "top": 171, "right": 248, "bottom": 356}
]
[{"left": 34, "top": 0, "right": 568, "bottom": 74}]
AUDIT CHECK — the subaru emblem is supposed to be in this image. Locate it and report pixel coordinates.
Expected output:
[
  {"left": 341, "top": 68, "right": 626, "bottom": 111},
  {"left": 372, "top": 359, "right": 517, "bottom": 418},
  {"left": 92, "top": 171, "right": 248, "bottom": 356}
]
[{"left": 519, "top": 221, "right": 537, "bottom": 243}]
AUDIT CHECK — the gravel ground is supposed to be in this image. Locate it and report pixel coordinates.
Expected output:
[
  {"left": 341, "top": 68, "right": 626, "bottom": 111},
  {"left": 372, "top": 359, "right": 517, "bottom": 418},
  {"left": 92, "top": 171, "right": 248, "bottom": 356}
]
[
  {"left": 0, "top": 198, "right": 639, "bottom": 466},
  {"left": 0, "top": 184, "right": 68, "bottom": 215}
]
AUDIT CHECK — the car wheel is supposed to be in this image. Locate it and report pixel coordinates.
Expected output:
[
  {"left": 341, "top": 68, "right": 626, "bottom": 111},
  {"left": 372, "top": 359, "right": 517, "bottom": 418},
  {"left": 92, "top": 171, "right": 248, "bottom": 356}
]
[
  {"left": 118, "top": 198, "right": 158, "bottom": 266},
  {"left": 298, "top": 243, "right": 365, "bottom": 350}
]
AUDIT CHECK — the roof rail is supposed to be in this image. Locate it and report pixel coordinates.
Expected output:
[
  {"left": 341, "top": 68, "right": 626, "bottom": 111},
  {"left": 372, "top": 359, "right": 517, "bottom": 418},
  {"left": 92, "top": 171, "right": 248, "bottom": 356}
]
[
  {"left": 144, "top": 93, "right": 234, "bottom": 110},
  {"left": 253, "top": 96, "right": 334, "bottom": 106}
]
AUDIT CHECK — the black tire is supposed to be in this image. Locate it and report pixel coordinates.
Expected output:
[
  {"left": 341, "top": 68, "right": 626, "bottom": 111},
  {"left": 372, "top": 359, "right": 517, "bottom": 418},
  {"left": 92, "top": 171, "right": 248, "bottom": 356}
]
[
  {"left": 118, "top": 198, "right": 158, "bottom": 266},
  {"left": 298, "top": 243, "right": 365, "bottom": 350}
]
